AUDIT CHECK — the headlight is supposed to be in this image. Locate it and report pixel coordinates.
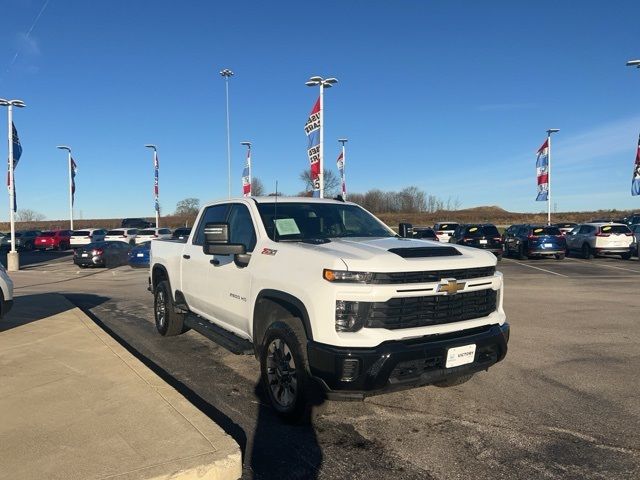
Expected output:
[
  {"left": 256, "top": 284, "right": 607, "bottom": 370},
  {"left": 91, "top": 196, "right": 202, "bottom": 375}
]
[
  {"left": 335, "top": 300, "right": 369, "bottom": 332},
  {"left": 323, "top": 269, "right": 373, "bottom": 283}
]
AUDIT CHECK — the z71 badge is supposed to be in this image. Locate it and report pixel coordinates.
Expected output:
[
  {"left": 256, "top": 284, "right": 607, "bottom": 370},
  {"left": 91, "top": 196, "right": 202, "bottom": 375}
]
[{"left": 261, "top": 248, "right": 278, "bottom": 256}]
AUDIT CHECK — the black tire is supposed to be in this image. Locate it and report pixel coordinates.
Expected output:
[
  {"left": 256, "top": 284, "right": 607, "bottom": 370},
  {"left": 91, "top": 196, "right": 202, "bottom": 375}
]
[
  {"left": 260, "top": 320, "right": 312, "bottom": 422},
  {"left": 620, "top": 252, "right": 632, "bottom": 260},
  {"left": 582, "top": 243, "right": 593, "bottom": 260},
  {"left": 517, "top": 244, "right": 527, "bottom": 260},
  {"left": 555, "top": 253, "right": 565, "bottom": 260},
  {"left": 154, "top": 280, "right": 186, "bottom": 336},
  {"left": 435, "top": 373, "right": 474, "bottom": 388},
  {"left": 495, "top": 253, "right": 502, "bottom": 261}
]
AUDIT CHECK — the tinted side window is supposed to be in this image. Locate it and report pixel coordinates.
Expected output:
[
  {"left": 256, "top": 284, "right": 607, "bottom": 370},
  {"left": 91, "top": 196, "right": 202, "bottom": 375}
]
[
  {"left": 227, "top": 204, "right": 257, "bottom": 252},
  {"left": 193, "top": 205, "right": 229, "bottom": 246}
]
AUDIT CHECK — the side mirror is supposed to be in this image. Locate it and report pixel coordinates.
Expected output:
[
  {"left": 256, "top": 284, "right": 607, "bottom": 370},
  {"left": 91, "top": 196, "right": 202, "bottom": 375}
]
[
  {"left": 203, "top": 223, "right": 246, "bottom": 256},
  {"left": 398, "top": 223, "right": 413, "bottom": 238}
]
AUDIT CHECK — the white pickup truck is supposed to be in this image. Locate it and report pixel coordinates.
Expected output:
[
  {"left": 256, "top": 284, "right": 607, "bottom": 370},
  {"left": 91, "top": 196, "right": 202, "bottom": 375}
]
[{"left": 150, "top": 197, "right": 509, "bottom": 419}]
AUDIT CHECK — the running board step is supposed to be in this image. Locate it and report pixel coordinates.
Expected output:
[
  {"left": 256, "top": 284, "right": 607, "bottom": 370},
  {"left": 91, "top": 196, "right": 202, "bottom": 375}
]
[{"left": 184, "top": 314, "right": 254, "bottom": 355}]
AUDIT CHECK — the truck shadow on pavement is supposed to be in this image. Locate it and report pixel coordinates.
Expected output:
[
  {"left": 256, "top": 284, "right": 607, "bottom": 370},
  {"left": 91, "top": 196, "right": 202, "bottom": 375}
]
[{"left": 0, "top": 293, "right": 94, "bottom": 332}]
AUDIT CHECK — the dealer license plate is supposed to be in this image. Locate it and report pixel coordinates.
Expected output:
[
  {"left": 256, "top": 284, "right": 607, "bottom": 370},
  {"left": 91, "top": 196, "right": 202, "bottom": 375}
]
[
  {"left": 479, "top": 239, "right": 488, "bottom": 244},
  {"left": 81, "top": 253, "right": 88, "bottom": 257},
  {"left": 136, "top": 253, "right": 144, "bottom": 257},
  {"left": 544, "top": 243, "right": 553, "bottom": 248},
  {"left": 446, "top": 344, "right": 476, "bottom": 368}
]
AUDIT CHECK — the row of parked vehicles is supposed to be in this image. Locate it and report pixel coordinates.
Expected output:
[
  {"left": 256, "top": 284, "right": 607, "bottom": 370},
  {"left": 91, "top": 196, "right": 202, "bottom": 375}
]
[{"left": 410, "top": 217, "right": 640, "bottom": 261}]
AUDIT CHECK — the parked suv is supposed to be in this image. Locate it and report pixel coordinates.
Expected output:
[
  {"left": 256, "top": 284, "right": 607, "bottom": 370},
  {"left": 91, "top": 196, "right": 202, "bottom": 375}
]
[
  {"left": 135, "top": 228, "right": 172, "bottom": 244},
  {"left": 449, "top": 224, "right": 503, "bottom": 259},
  {"left": 565, "top": 223, "right": 634, "bottom": 259},
  {"left": 105, "top": 228, "right": 138, "bottom": 245},
  {"left": 10, "top": 230, "right": 41, "bottom": 251},
  {"left": 554, "top": 222, "right": 577, "bottom": 235},
  {"left": 70, "top": 228, "right": 107, "bottom": 248},
  {"left": 35, "top": 230, "right": 72, "bottom": 251},
  {"left": 433, "top": 222, "right": 459, "bottom": 242},
  {"left": 121, "top": 218, "right": 153, "bottom": 229},
  {"left": 412, "top": 226, "right": 439, "bottom": 241},
  {"left": 503, "top": 225, "right": 566, "bottom": 260}
]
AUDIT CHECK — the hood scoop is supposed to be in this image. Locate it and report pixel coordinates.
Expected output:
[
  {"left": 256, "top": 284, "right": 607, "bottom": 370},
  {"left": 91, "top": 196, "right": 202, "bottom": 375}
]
[{"left": 388, "top": 246, "right": 462, "bottom": 258}]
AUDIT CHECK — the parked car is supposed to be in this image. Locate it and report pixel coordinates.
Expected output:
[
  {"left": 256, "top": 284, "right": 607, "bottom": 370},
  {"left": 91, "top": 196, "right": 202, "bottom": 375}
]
[
  {"left": 449, "top": 224, "right": 503, "bottom": 259},
  {"left": 503, "top": 225, "right": 566, "bottom": 260},
  {"left": 73, "top": 241, "right": 132, "bottom": 268},
  {"left": 0, "top": 260, "right": 14, "bottom": 318},
  {"left": 501, "top": 224, "right": 523, "bottom": 246},
  {"left": 433, "top": 222, "right": 459, "bottom": 242},
  {"left": 70, "top": 228, "right": 107, "bottom": 248},
  {"left": 135, "top": 228, "right": 172, "bottom": 244},
  {"left": 121, "top": 218, "right": 153, "bottom": 229},
  {"left": 128, "top": 241, "right": 151, "bottom": 268},
  {"left": 630, "top": 224, "right": 640, "bottom": 256},
  {"left": 565, "top": 223, "right": 634, "bottom": 259},
  {"left": 9, "top": 230, "right": 42, "bottom": 251},
  {"left": 624, "top": 213, "right": 640, "bottom": 226},
  {"left": 172, "top": 227, "right": 192, "bottom": 240},
  {"left": 412, "top": 227, "right": 439, "bottom": 241},
  {"left": 554, "top": 222, "right": 577, "bottom": 235},
  {"left": 35, "top": 230, "right": 72, "bottom": 251},
  {"left": 104, "top": 228, "right": 138, "bottom": 245}
]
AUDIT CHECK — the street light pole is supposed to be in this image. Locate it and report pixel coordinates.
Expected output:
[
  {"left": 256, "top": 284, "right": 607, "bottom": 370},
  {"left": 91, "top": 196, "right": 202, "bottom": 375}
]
[
  {"left": 145, "top": 144, "right": 159, "bottom": 228},
  {"left": 56, "top": 145, "right": 73, "bottom": 230},
  {"left": 220, "top": 68, "right": 234, "bottom": 198},
  {"left": 546, "top": 129, "right": 560, "bottom": 226},
  {"left": 1, "top": 98, "right": 25, "bottom": 272},
  {"left": 305, "top": 75, "right": 338, "bottom": 198}
]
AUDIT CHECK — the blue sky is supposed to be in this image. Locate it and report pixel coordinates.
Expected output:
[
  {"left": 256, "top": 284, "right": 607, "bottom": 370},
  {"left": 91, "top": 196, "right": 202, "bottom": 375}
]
[{"left": 2, "top": 0, "right": 640, "bottom": 220}]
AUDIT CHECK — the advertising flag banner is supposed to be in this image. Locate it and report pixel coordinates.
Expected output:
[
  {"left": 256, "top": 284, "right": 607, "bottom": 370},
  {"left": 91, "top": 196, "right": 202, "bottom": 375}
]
[
  {"left": 242, "top": 149, "right": 251, "bottom": 196},
  {"left": 154, "top": 154, "right": 159, "bottom": 212},
  {"left": 304, "top": 98, "right": 321, "bottom": 197},
  {"left": 71, "top": 157, "right": 77, "bottom": 206},
  {"left": 536, "top": 139, "right": 549, "bottom": 201},
  {"left": 336, "top": 151, "right": 346, "bottom": 198},
  {"left": 632, "top": 134, "right": 640, "bottom": 196},
  {"left": 7, "top": 122, "right": 22, "bottom": 212}
]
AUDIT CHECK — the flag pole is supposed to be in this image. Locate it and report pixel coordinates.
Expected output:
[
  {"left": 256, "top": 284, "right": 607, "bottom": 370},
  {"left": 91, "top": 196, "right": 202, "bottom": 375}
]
[
  {"left": 8, "top": 106, "right": 17, "bottom": 269},
  {"left": 546, "top": 129, "right": 560, "bottom": 226},
  {"left": 68, "top": 151, "right": 74, "bottom": 230}
]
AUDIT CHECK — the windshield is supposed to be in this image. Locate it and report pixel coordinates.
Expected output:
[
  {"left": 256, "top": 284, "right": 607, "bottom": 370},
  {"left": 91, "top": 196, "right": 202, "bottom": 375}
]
[
  {"left": 465, "top": 225, "right": 500, "bottom": 237},
  {"left": 531, "top": 227, "right": 561, "bottom": 236},
  {"left": 256, "top": 202, "right": 394, "bottom": 241}
]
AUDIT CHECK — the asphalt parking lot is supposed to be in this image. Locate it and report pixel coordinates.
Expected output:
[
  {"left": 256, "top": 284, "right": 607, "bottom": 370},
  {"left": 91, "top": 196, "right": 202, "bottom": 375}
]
[{"left": 6, "top": 250, "right": 640, "bottom": 480}]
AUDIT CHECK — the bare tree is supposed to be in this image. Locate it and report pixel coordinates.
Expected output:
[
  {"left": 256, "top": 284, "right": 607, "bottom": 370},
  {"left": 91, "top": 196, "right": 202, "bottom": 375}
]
[
  {"left": 251, "top": 177, "right": 265, "bottom": 196},
  {"left": 174, "top": 198, "right": 200, "bottom": 216},
  {"left": 16, "top": 209, "right": 45, "bottom": 222},
  {"left": 299, "top": 169, "right": 340, "bottom": 197}
]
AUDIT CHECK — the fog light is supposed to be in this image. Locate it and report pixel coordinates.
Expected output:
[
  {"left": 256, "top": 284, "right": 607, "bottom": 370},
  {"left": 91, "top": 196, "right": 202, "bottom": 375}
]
[
  {"left": 341, "top": 358, "right": 360, "bottom": 382},
  {"left": 335, "top": 300, "right": 368, "bottom": 332}
]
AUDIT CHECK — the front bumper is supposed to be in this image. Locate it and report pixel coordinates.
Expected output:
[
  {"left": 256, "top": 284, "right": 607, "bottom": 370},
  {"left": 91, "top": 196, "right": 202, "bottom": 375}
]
[{"left": 307, "top": 322, "right": 509, "bottom": 400}]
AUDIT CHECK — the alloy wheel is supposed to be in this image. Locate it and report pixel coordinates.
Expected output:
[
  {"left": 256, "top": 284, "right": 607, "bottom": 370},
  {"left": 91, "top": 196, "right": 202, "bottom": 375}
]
[
  {"left": 266, "top": 338, "right": 298, "bottom": 409},
  {"left": 155, "top": 290, "right": 166, "bottom": 329}
]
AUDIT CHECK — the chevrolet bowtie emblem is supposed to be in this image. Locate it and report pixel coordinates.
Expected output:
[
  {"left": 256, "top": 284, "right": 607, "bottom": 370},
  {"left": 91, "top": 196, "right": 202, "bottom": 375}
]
[{"left": 437, "top": 278, "right": 465, "bottom": 295}]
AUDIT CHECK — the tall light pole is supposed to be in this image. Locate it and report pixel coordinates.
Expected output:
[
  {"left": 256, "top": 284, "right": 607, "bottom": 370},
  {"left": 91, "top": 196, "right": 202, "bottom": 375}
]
[
  {"left": 546, "top": 129, "right": 560, "bottom": 226},
  {"left": 0, "top": 98, "right": 25, "bottom": 272},
  {"left": 305, "top": 75, "right": 338, "bottom": 198},
  {"left": 338, "top": 138, "right": 348, "bottom": 200},
  {"left": 240, "top": 141, "right": 251, "bottom": 196},
  {"left": 220, "top": 68, "right": 234, "bottom": 198},
  {"left": 145, "top": 144, "right": 159, "bottom": 228},
  {"left": 56, "top": 145, "right": 74, "bottom": 230}
]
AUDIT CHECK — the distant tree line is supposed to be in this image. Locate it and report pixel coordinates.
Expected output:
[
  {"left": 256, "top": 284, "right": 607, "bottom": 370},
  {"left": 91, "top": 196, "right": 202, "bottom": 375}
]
[{"left": 348, "top": 187, "right": 460, "bottom": 213}]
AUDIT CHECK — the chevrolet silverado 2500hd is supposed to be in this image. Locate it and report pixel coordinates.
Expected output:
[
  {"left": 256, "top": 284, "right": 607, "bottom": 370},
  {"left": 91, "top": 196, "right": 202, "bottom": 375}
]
[{"left": 150, "top": 197, "right": 509, "bottom": 419}]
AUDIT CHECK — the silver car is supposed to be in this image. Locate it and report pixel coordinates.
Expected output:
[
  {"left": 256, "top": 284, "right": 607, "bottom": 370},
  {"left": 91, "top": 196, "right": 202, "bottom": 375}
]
[{"left": 565, "top": 223, "right": 634, "bottom": 259}]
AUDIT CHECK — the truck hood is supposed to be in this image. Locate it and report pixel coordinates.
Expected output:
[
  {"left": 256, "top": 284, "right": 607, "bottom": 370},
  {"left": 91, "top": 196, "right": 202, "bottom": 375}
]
[{"left": 298, "top": 236, "right": 497, "bottom": 272}]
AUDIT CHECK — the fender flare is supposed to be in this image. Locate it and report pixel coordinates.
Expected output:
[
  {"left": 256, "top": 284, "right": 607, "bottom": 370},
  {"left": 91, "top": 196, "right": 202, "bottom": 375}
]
[{"left": 254, "top": 289, "right": 314, "bottom": 343}]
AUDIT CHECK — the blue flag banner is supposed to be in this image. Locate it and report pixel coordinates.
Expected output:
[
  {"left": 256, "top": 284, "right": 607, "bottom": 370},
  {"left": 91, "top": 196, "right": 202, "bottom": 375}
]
[
  {"left": 632, "top": 135, "right": 640, "bottom": 196},
  {"left": 71, "top": 157, "right": 78, "bottom": 206},
  {"left": 536, "top": 139, "right": 549, "bottom": 201},
  {"left": 7, "top": 122, "right": 22, "bottom": 212}
]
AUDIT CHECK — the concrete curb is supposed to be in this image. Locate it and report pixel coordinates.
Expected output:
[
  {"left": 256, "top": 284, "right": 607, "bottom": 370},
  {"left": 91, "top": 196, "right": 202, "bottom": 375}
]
[{"left": 0, "top": 294, "right": 242, "bottom": 480}]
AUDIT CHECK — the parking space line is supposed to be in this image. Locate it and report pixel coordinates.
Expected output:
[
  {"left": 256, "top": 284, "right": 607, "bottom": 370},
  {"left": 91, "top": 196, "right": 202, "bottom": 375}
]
[
  {"left": 564, "top": 257, "right": 640, "bottom": 274},
  {"left": 502, "top": 258, "right": 569, "bottom": 277}
]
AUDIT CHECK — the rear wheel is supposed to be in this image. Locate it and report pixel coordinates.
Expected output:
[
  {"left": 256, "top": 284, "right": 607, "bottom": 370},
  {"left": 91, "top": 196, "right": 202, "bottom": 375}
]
[
  {"left": 517, "top": 244, "right": 527, "bottom": 260},
  {"left": 555, "top": 253, "right": 565, "bottom": 260},
  {"left": 154, "top": 280, "right": 186, "bottom": 336},
  {"left": 620, "top": 252, "right": 632, "bottom": 260},
  {"left": 582, "top": 243, "right": 593, "bottom": 260}
]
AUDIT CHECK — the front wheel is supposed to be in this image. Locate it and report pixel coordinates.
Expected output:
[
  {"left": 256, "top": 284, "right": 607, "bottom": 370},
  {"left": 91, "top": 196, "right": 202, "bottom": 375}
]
[
  {"left": 555, "top": 253, "right": 565, "bottom": 260},
  {"left": 620, "top": 252, "right": 632, "bottom": 260},
  {"left": 260, "top": 321, "right": 311, "bottom": 422},
  {"left": 582, "top": 243, "right": 593, "bottom": 260},
  {"left": 154, "top": 280, "right": 186, "bottom": 336},
  {"left": 517, "top": 244, "right": 527, "bottom": 260}
]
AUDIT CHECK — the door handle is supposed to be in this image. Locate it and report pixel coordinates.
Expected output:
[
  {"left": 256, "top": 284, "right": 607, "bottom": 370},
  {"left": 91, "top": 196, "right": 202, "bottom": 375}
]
[{"left": 183, "top": 254, "right": 191, "bottom": 259}]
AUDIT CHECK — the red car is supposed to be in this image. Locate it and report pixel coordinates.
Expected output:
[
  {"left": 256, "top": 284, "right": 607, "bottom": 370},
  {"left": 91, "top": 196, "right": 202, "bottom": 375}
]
[{"left": 35, "top": 230, "right": 72, "bottom": 251}]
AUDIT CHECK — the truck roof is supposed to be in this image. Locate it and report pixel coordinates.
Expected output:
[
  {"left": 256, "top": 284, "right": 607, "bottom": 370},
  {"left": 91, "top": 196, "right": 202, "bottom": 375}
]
[{"left": 205, "top": 196, "right": 352, "bottom": 206}]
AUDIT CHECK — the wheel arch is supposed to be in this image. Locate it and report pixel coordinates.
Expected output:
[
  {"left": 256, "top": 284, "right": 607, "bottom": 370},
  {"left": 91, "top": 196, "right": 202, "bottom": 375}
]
[
  {"left": 253, "top": 289, "right": 313, "bottom": 352},
  {"left": 151, "top": 264, "right": 170, "bottom": 293}
]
